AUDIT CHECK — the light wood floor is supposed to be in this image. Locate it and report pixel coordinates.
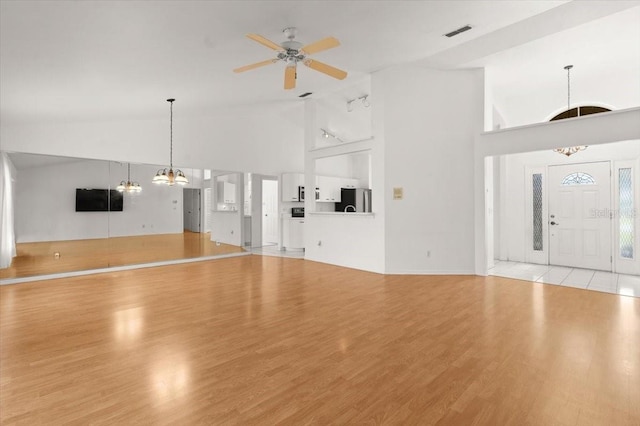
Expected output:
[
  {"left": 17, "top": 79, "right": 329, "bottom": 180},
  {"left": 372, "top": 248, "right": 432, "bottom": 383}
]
[
  {"left": 0, "top": 232, "right": 244, "bottom": 279},
  {"left": 1, "top": 256, "right": 638, "bottom": 425}
]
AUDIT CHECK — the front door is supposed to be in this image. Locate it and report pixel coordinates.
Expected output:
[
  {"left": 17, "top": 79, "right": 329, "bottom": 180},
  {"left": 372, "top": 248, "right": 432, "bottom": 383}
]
[{"left": 548, "top": 162, "right": 611, "bottom": 270}]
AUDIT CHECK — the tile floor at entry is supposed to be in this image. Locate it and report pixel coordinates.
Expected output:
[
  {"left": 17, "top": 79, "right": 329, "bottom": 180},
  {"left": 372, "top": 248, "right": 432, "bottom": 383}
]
[
  {"left": 489, "top": 260, "right": 640, "bottom": 298},
  {"left": 249, "top": 244, "right": 305, "bottom": 259}
]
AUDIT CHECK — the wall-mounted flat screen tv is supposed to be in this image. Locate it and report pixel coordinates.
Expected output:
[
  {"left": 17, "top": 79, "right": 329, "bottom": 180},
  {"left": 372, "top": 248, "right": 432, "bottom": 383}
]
[{"left": 75, "top": 189, "right": 123, "bottom": 212}]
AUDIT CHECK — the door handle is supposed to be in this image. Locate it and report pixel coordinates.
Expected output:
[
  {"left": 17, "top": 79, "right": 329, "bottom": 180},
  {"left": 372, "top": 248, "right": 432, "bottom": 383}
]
[{"left": 550, "top": 221, "right": 559, "bottom": 225}]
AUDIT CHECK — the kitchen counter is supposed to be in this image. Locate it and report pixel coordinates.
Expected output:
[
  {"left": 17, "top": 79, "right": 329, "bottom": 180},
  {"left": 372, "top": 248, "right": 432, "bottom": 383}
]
[{"left": 307, "top": 212, "right": 375, "bottom": 217}]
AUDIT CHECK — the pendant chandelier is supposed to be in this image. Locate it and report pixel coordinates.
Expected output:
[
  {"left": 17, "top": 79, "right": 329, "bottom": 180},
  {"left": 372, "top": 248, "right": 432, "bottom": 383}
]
[
  {"left": 553, "top": 65, "right": 587, "bottom": 157},
  {"left": 116, "top": 163, "right": 142, "bottom": 193},
  {"left": 153, "top": 98, "right": 189, "bottom": 186}
]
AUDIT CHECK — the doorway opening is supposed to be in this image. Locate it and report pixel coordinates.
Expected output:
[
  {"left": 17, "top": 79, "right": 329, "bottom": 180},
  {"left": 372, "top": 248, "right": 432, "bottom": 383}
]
[
  {"left": 490, "top": 140, "right": 639, "bottom": 287},
  {"left": 183, "top": 188, "right": 201, "bottom": 233}
]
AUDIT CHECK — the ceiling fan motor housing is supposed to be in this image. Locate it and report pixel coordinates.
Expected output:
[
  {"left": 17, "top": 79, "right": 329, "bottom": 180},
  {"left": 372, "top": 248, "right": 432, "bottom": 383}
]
[{"left": 278, "top": 40, "right": 305, "bottom": 64}]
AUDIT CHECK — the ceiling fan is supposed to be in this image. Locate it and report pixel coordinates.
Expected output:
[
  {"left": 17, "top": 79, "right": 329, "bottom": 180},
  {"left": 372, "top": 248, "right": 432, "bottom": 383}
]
[{"left": 233, "top": 27, "right": 347, "bottom": 90}]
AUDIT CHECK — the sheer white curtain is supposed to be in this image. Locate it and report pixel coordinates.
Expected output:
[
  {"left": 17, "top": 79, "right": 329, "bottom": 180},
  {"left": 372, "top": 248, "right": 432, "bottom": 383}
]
[{"left": 0, "top": 152, "right": 17, "bottom": 269}]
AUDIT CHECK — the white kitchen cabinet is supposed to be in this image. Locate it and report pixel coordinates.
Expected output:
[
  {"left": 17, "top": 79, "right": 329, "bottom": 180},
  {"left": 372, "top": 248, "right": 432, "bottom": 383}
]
[
  {"left": 340, "top": 178, "right": 360, "bottom": 189},
  {"left": 316, "top": 176, "right": 341, "bottom": 202},
  {"left": 282, "top": 173, "right": 303, "bottom": 202},
  {"left": 283, "top": 218, "right": 305, "bottom": 250},
  {"left": 217, "top": 181, "right": 236, "bottom": 204}
]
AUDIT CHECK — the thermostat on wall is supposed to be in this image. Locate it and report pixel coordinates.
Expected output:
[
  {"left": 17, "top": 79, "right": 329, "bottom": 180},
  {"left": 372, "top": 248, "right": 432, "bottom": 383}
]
[{"left": 393, "top": 187, "right": 403, "bottom": 200}]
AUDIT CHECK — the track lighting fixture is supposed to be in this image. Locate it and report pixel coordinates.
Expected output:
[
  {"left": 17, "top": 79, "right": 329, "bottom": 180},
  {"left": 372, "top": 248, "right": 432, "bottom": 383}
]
[
  {"left": 346, "top": 95, "right": 371, "bottom": 112},
  {"left": 320, "top": 128, "right": 344, "bottom": 143}
]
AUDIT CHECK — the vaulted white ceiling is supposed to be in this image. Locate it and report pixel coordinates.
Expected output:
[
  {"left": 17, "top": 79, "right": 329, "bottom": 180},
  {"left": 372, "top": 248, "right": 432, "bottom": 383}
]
[{"left": 1, "top": 1, "right": 637, "bottom": 125}]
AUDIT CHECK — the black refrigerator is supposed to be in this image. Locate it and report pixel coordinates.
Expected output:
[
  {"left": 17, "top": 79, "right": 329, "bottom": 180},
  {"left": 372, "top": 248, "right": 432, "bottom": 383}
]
[{"left": 335, "top": 188, "right": 372, "bottom": 213}]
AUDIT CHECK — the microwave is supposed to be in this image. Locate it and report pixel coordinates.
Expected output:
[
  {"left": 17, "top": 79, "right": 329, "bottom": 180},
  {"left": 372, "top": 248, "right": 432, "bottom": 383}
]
[{"left": 291, "top": 207, "right": 305, "bottom": 217}]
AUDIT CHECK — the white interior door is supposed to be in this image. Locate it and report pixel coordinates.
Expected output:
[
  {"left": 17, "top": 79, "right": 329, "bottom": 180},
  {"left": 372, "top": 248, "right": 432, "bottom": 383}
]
[
  {"left": 183, "top": 188, "right": 201, "bottom": 233},
  {"left": 204, "top": 187, "right": 211, "bottom": 233},
  {"left": 548, "top": 162, "right": 611, "bottom": 271},
  {"left": 261, "top": 180, "right": 278, "bottom": 245}
]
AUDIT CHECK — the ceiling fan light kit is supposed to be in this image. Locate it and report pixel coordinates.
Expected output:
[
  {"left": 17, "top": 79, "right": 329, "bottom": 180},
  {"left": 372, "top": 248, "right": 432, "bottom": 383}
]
[{"left": 234, "top": 27, "right": 348, "bottom": 90}]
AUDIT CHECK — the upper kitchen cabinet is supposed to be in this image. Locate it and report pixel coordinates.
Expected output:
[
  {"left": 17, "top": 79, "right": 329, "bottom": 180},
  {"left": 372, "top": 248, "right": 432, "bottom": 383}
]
[
  {"left": 218, "top": 181, "right": 236, "bottom": 204},
  {"left": 316, "top": 151, "right": 370, "bottom": 187},
  {"left": 213, "top": 172, "right": 240, "bottom": 210},
  {"left": 281, "top": 173, "right": 303, "bottom": 202},
  {"left": 316, "top": 176, "right": 341, "bottom": 202}
]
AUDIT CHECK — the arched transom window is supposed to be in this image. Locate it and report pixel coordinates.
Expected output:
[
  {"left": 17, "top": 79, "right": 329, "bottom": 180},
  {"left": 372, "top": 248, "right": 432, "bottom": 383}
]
[{"left": 561, "top": 172, "right": 596, "bottom": 185}]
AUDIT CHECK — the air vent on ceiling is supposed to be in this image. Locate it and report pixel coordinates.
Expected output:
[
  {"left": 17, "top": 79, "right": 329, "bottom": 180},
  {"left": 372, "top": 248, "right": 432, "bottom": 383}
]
[
  {"left": 298, "top": 92, "right": 313, "bottom": 98},
  {"left": 444, "top": 25, "right": 472, "bottom": 38}
]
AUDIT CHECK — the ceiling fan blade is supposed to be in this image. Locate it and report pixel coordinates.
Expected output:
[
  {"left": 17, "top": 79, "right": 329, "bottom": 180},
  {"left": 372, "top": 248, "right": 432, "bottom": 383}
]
[
  {"left": 233, "top": 59, "right": 277, "bottom": 73},
  {"left": 246, "top": 34, "right": 283, "bottom": 51},
  {"left": 303, "top": 59, "right": 347, "bottom": 80},
  {"left": 284, "top": 65, "right": 296, "bottom": 90},
  {"left": 301, "top": 36, "right": 340, "bottom": 55}
]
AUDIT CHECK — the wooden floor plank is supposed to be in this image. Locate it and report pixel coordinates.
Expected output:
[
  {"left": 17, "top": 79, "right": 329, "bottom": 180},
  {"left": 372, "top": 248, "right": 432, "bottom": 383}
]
[{"left": 1, "top": 257, "right": 638, "bottom": 424}]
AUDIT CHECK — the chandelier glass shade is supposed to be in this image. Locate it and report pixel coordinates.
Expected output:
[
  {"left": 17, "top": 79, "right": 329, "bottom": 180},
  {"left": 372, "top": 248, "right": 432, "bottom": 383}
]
[
  {"left": 153, "top": 98, "right": 189, "bottom": 186},
  {"left": 152, "top": 167, "right": 188, "bottom": 185},
  {"left": 553, "top": 146, "right": 587, "bottom": 157},
  {"left": 117, "top": 163, "right": 142, "bottom": 193}
]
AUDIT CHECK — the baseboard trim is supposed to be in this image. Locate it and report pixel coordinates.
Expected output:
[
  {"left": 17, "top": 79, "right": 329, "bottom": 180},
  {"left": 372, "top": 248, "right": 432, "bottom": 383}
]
[{"left": 385, "top": 269, "right": 476, "bottom": 276}]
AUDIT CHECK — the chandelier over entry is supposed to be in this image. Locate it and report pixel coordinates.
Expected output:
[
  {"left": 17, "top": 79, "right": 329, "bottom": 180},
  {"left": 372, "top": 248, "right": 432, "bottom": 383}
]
[{"left": 553, "top": 65, "right": 587, "bottom": 157}]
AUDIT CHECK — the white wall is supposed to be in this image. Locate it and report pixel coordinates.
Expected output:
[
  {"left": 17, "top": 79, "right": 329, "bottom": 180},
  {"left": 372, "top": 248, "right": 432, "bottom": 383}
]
[
  {"left": 303, "top": 88, "right": 386, "bottom": 273},
  {"left": 210, "top": 172, "right": 244, "bottom": 247},
  {"left": 0, "top": 104, "right": 305, "bottom": 177},
  {"left": 15, "top": 159, "right": 110, "bottom": 242},
  {"left": 108, "top": 162, "right": 184, "bottom": 238},
  {"left": 380, "top": 66, "right": 484, "bottom": 274},
  {"left": 485, "top": 7, "right": 640, "bottom": 128},
  {"left": 14, "top": 159, "right": 184, "bottom": 242}
]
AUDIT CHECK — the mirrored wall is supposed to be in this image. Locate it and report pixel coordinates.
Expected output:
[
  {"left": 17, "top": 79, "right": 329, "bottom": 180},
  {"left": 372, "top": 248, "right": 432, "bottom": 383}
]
[{"left": 0, "top": 152, "right": 246, "bottom": 281}]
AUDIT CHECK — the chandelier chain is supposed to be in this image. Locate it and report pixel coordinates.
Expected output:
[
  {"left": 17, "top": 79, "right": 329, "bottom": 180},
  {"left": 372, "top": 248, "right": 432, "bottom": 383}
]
[
  {"left": 169, "top": 100, "right": 173, "bottom": 168},
  {"left": 567, "top": 66, "right": 571, "bottom": 116}
]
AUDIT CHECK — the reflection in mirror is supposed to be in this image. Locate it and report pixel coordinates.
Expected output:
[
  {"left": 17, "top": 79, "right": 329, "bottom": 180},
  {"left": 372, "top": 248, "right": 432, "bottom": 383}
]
[
  {"left": 3, "top": 153, "right": 111, "bottom": 276},
  {"left": 0, "top": 152, "right": 245, "bottom": 281}
]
